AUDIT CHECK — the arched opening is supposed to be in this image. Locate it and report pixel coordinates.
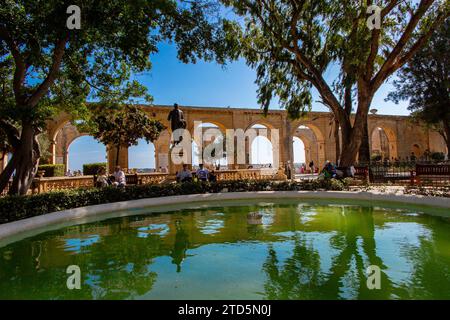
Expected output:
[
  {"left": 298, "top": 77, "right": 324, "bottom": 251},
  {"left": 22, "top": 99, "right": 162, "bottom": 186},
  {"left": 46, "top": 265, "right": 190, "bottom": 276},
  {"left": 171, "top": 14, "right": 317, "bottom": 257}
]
[
  {"left": 292, "top": 125, "right": 322, "bottom": 172},
  {"left": 292, "top": 137, "right": 306, "bottom": 174},
  {"left": 192, "top": 141, "right": 201, "bottom": 168},
  {"left": 250, "top": 124, "right": 273, "bottom": 168},
  {"left": 371, "top": 127, "right": 390, "bottom": 161},
  {"left": 193, "top": 122, "right": 227, "bottom": 169},
  {"left": 68, "top": 136, "right": 107, "bottom": 174},
  {"left": 128, "top": 139, "right": 156, "bottom": 173}
]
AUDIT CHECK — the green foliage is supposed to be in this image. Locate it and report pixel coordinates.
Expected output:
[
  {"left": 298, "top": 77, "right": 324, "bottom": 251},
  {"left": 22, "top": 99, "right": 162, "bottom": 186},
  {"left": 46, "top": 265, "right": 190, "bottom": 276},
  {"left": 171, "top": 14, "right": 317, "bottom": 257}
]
[
  {"left": 82, "top": 104, "right": 166, "bottom": 162},
  {"left": 37, "top": 133, "right": 52, "bottom": 164},
  {"left": 37, "top": 164, "right": 65, "bottom": 177},
  {"left": 0, "top": 0, "right": 230, "bottom": 194},
  {"left": 431, "top": 152, "right": 445, "bottom": 162},
  {"left": 83, "top": 163, "right": 107, "bottom": 175},
  {"left": 0, "top": 0, "right": 229, "bottom": 123},
  {"left": 0, "top": 179, "right": 348, "bottom": 224},
  {"left": 388, "top": 19, "right": 450, "bottom": 153},
  {"left": 221, "top": 0, "right": 448, "bottom": 118}
]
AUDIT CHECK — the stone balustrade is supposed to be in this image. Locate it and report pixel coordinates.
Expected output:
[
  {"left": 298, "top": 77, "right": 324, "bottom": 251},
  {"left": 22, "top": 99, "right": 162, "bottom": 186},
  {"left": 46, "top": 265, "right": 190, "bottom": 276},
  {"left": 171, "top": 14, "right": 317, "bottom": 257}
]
[
  {"left": 138, "top": 173, "right": 169, "bottom": 185},
  {"left": 31, "top": 173, "right": 169, "bottom": 194},
  {"left": 215, "top": 169, "right": 277, "bottom": 181},
  {"left": 12, "top": 169, "right": 281, "bottom": 196},
  {"left": 31, "top": 176, "right": 94, "bottom": 194}
]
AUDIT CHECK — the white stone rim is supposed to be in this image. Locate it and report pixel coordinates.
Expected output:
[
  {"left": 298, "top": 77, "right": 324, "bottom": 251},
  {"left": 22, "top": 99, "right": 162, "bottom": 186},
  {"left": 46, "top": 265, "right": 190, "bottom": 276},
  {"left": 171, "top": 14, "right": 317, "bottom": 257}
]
[{"left": 0, "top": 191, "right": 449, "bottom": 247}]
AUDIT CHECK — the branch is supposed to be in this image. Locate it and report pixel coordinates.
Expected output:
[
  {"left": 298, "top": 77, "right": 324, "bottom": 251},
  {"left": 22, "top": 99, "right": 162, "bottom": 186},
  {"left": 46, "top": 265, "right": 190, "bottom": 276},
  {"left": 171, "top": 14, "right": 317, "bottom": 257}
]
[
  {"left": 0, "top": 119, "right": 20, "bottom": 149},
  {"left": 395, "top": 11, "right": 448, "bottom": 70},
  {"left": 26, "top": 35, "right": 69, "bottom": 107},
  {"left": 0, "top": 27, "right": 28, "bottom": 104},
  {"left": 366, "top": 1, "right": 400, "bottom": 78},
  {"left": 371, "top": 0, "right": 435, "bottom": 90}
]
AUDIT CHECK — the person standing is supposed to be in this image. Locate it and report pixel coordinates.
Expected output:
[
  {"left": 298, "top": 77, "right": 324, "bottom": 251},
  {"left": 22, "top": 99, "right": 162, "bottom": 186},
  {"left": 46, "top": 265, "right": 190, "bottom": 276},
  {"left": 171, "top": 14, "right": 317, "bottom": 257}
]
[{"left": 309, "top": 161, "right": 315, "bottom": 174}]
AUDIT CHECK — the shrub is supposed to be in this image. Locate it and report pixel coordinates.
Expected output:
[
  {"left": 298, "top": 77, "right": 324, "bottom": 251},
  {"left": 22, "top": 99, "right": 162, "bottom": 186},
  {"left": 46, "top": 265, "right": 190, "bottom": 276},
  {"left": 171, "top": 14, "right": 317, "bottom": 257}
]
[
  {"left": 430, "top": 152, "right": 445, "bottom": 161},
  {"left": 83, "top": 163, "right": 107, "bottom": 175},
  {"left": 38, "top": 164, "right": 65, "bottom": 177},
  {"left": 0, "top": 179, "right": 349, "bottom": 224}
]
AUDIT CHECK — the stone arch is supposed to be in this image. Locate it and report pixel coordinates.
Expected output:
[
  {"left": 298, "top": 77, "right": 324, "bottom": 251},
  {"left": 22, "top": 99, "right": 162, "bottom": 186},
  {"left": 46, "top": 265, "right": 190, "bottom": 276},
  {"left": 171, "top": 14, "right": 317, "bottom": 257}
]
[
  {"left": 189, "top": 119, "right": 228, "bottom": 135},
  {"left": 245, "top": 123, "right": 277, "bottom": 168},
  {"left": 128, "top": 140, "right": 157, "bottom": 172},
  {"left": 53, "top": 122, "right": 88, "bottom": 169},
  {"left": 245, "top": 119, "right": 277, "bottom": 132},
  {"left": 292, "top": 133, "right": 313, "bottom": 168},
  {"left": 66, "top": 135, "right": 107, "bottom": 173},
  {"left": 369, "top": 125, "right": 398, "bottom": 160},
  {"left": 190, "top": 122, "right": 227, "bottom": 168},
  {"left": 290, "top": 122, "right": 326, "bottom": 167}
]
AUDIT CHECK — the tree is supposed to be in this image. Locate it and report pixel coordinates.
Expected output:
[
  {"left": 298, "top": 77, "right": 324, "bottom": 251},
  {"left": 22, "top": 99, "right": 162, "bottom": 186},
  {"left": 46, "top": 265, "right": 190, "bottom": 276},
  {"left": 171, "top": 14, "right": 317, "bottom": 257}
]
[
  {"left": 0, "top": 0, "right": 228, "bottom": 195},
  {"left": 221, "top": 0, "right": 449, "bottom": 166},
  {"left": 84, "top": 104, "right": 166, "bottom": 167},
  {"left": 388, "top": 19, "right": 450, "bottom": 158}
]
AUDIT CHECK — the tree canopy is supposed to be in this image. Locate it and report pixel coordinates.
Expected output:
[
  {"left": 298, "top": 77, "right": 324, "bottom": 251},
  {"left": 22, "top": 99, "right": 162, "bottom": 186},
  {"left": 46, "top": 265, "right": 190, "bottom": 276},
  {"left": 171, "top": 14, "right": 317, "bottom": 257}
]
[
  {"left": 221, "top": 0, "right": 449, "bottom": 165},
  {"left": 0, "top": 0, "right": 229, "bottom": 194},
  {"left": 83, "top": 104, "right": 166, "bottom": 166},
  {"left": 388, "top": 19, "right": 450, "bottom": 157}
]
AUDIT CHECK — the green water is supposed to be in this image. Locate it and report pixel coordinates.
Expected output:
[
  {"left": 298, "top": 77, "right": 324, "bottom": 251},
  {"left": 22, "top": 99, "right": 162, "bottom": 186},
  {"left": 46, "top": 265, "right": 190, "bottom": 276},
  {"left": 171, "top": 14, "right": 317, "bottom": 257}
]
[{"left": 0, "top": 200, "right": 449, "bottom": 300}]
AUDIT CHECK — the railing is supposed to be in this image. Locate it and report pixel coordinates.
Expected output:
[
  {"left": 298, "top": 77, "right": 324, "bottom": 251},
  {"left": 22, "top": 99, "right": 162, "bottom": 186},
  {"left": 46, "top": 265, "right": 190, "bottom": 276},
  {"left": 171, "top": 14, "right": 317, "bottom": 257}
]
[
  {"left": 358, "top": 162, "right": 450, "bottom": 185},
  {"left": 31, "top": 176, "right": 95, "bottom": 194},
  {"left": 30, "top": 173, "right": 169, "bottom": 194},
  {"left": 412, "top": 164, "right": 450, "bottom": 186}
]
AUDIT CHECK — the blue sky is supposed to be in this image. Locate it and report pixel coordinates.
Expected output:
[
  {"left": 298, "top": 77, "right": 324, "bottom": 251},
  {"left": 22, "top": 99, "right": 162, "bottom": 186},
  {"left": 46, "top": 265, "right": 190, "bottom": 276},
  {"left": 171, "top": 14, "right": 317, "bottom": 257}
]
[{"left": 69, "top": 42, "right": 410, "bottom": 171}]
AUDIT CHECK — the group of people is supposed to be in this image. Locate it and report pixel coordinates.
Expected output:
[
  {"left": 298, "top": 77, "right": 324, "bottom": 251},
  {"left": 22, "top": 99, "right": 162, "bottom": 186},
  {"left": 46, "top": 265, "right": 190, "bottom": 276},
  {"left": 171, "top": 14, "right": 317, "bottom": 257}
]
[
  {"left": 95, "top": 166, "right": 127, "bottom": 188},
  {"left": 65, "top": 169, "right": 83, "bottom": 177},
  {"left": 176, "top": 164, "right": 217, "bottom": 183}
]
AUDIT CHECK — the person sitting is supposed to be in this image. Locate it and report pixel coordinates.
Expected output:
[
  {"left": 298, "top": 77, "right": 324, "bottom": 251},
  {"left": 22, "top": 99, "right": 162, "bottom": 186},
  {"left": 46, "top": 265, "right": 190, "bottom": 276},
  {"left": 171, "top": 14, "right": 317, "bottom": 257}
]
[
  {"left": 112, "top": 165, "right": 126, "bottom": 187},
  {"left": 322, "top": 160, "right": 338, "bottom": 179},
  {"left": 208, "top": 170, "right": 217, "bottom": 183},
  {"left": 196, "top": 164, "right": 209, "bottom": 182},
  {"left": 95, "top": 167, "right": 110, "bottom": 188},
  {"left": 177, "top": 164, "right": 193, "bottom": 183}
]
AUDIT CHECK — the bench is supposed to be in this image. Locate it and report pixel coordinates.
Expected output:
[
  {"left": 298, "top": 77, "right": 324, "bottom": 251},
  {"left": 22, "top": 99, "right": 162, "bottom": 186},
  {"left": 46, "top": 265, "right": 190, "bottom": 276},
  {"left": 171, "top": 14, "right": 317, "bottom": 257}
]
[
  {"left": 93, "top": 173, "right": 142, "bottom": 187},
  {"left": 412, "top": 164, "right": 450, "bottom": 185},
  {"left": 336, "top": 166, "right": 369, "bottom": 181}
]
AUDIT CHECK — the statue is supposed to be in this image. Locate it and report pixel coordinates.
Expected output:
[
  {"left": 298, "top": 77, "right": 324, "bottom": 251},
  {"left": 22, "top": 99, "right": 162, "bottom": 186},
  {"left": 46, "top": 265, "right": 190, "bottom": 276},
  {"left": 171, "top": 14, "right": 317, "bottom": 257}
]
[{"left": 167, "top": 103, "right": 186, "bottom": 144}]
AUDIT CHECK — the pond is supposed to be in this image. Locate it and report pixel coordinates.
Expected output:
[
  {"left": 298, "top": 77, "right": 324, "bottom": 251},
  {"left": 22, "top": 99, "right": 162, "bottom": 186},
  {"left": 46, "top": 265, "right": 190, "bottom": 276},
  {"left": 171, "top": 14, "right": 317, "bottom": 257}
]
[{"left": 0, "top": 199, "right": 449, "bottom": 300}]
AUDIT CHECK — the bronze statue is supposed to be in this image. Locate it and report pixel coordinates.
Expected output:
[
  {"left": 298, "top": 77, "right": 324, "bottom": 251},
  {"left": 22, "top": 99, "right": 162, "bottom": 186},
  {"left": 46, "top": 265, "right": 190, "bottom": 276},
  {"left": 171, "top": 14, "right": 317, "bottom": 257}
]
[
  {"left": 168, "top": 103, "right": 186, "bottom": 145},
  {"left": 168, "top": 103, "right": 186, "bottom": 132}
]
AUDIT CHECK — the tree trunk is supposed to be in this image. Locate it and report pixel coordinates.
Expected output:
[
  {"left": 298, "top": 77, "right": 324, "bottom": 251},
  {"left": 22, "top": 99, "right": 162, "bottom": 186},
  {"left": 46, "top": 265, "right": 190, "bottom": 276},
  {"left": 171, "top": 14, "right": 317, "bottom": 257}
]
[
  {"left": 334, "top": 119, "right": 341, "bottom": 164},
  {"left": 443, "top": 120, "right": 450, "bottom": 159},
  {"left": 358, "top": 120, "right": 371, "bottom": 164},
  {"left": 115, "top": 145, "right": 120, "bottom": 168},
  {"left": 339, "top": 84, "right": 372, "bottom": 167},
  {"left": 9, "top": 124, "right": 41, "bottom": 195}
]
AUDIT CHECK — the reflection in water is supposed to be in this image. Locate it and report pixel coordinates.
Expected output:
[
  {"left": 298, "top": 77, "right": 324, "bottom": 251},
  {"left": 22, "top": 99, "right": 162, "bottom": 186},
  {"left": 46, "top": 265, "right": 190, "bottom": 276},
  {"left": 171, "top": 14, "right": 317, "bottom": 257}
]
[
  {"left": 0, "top": 202, "right": 449, "bottom": 300},
  {"left": 170, "top": 221, "right": 189, "bottom": 273}
]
